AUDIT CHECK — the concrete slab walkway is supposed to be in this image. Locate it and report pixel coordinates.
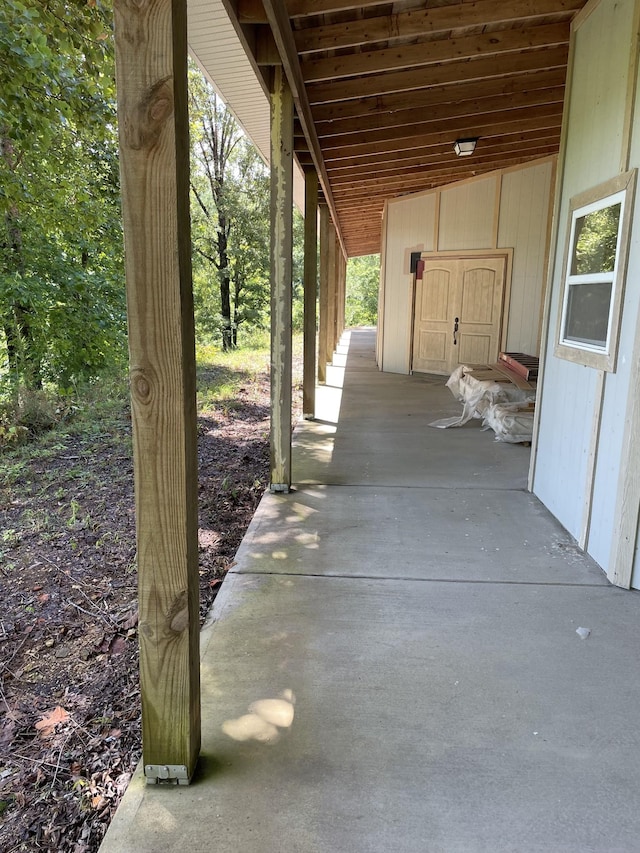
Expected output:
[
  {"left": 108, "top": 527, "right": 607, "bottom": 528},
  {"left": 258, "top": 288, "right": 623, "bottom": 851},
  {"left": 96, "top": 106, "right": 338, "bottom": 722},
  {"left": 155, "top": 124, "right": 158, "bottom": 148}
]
[{"left": 100, "top": 328, "right": 640, "bottom": 853}]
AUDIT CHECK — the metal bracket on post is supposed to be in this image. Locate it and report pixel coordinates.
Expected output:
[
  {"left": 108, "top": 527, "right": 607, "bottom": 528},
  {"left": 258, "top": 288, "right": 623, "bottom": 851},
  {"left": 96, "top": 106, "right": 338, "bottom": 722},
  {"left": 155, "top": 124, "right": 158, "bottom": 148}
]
[
  {"left": 269, "top": 483, "right": 290, "bottom": 494},
  {"left": 144, "top": 764, "right": 191, "bottom": 786}
]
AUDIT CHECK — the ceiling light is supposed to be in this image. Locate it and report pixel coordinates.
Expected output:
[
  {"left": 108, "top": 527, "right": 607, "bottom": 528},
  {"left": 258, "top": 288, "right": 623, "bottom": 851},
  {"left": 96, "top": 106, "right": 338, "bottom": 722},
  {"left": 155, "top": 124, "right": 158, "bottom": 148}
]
[{"left": 454, "top": 137, "right": 478, "bottom": 157}]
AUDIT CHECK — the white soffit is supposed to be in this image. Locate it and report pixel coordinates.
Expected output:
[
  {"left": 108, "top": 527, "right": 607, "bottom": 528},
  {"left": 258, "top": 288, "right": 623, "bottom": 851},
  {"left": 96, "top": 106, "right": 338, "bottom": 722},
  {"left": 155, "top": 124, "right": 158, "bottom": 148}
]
[{"left": 187, "top": 0, "right": 305, "bottom": 212}]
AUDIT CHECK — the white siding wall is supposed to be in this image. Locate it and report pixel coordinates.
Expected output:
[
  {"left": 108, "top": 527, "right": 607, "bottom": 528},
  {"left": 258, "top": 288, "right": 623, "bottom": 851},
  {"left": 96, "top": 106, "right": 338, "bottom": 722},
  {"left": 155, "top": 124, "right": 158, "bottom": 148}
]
[
  {"left": 381, "top": 193, "right": 436, "bottom": 373},
  {"left": 498, "top": 161, "right": 554, "bottom": 354},
  {"left": 379, "top": 160, "right": 553, "bottom": 372},
  {"left": 533, "top": 0, "right": 638, "bottom": 585},
  {"left": 437, "top": 177, "right": 498, "bottom": 250}
]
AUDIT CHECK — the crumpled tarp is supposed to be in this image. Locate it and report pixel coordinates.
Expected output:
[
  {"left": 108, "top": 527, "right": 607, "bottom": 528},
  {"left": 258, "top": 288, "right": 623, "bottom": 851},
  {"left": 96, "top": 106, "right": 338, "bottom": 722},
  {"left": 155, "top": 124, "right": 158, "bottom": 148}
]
[
  {"left": 482, "top": 401, "right": 535, "bottom": 443},
  {"left": 429, "top": 365, "right": 535, "bottom": 442}
]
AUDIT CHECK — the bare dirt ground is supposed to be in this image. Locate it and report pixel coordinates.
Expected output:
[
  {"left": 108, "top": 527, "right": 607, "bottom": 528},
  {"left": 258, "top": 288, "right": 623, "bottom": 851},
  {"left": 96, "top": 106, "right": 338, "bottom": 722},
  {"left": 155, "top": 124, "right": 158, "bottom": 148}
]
[{"left": 0, "top": 358, "right": 299, "bottom": 852}]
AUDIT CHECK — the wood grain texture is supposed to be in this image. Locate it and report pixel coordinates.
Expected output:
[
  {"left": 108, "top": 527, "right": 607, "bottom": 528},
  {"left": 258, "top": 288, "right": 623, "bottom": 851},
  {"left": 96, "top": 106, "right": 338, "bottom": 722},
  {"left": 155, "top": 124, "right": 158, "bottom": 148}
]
[
  {"left": 318, "top": 204, "right": 330, "bottom": 383},
  {"left": 113, "top": 0, "right": 200, "bottom": 776},
  {"left": 303, "top": 168, "right": 318, "bottom": 417},
  {"left": 270, "top": 65, "right": 294, "bottom": 490}
]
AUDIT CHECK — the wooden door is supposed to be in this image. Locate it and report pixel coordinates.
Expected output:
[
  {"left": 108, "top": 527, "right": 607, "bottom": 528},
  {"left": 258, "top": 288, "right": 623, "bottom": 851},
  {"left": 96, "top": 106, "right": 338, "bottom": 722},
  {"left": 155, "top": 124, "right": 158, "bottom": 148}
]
[{"left": 412, "top": 255, "right": 506, "bottom": 375}]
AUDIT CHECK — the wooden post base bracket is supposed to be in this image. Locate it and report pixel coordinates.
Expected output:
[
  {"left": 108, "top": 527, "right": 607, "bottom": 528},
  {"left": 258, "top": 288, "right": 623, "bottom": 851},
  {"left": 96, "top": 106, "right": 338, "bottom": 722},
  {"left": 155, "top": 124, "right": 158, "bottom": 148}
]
[{"left": 144, "top": 764, "right": 191, "bottom": 786}]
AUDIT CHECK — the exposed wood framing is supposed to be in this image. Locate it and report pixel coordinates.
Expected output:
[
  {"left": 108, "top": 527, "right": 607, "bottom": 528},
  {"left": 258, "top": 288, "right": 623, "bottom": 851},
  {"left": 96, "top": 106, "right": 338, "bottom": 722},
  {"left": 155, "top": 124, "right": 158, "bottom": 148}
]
[
  {"left": 303, "top": 167, "right": 318, "bottom": 418},
  {"left": 269, "top": 65, "right": 294, "bottom": 492},
  {"left": 318, "top": 203, "right": 330, "bottom": 383},
  {"left": 326, "top": 219, "right": 337, "bottom": 362},
  {"left": 261, "top": 0, "right": 347, "bottom": 257},
  {"left": 113, "top": 0, "right": 200, "bottom": 781},
  {"left": 607, "top": 0, "right": 640, "bottom": 587}
]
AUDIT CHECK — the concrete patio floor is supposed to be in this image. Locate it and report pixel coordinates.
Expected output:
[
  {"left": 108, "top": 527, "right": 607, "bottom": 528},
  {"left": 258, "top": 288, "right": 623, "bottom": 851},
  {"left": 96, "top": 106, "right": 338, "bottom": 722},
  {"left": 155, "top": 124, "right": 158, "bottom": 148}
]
[{"left": 100, "top": 328, "right": 640, "bottom": 853}]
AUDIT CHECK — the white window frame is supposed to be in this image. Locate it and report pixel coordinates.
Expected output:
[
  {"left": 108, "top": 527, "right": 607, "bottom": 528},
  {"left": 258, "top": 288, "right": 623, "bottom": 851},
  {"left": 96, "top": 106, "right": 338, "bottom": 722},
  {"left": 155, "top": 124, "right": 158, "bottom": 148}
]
[{"left": 555, "top": 169, "right": 636, "bottom": 372}]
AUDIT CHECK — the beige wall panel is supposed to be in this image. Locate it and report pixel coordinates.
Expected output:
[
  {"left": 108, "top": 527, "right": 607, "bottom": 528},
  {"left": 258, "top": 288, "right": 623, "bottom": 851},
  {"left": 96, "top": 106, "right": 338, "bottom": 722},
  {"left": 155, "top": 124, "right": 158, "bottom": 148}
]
[
  {"left": 498, "top": 160, "right": 554, "bottom": 355},
  {"left": 533, "top": 0, "right": 637, "bottom": 576},
  {"left": 438, "top": 177, "right": 498, "bottom": 251},
  {"left": 382, "top": 193, "right": 436, "bottom": 373}
]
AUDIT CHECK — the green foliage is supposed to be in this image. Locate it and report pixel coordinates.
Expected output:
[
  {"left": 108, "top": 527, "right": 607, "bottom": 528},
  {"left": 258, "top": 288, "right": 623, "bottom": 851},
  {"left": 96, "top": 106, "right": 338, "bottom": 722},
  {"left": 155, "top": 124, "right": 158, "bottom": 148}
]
[
  {"left": 0, "top": 0, "right": 126, "bottom": 390},
  {"left": 572, "top": 203, "right": 621, "bottom": 275},
  {"left": 189, "top": 65, "right": 305, "bottom": 347},
  {"left": 345, "top": 255, "right": 380, "bottom": 327},
  {"left": 190, "top": 68, "right": 271, "bottom": 348}
]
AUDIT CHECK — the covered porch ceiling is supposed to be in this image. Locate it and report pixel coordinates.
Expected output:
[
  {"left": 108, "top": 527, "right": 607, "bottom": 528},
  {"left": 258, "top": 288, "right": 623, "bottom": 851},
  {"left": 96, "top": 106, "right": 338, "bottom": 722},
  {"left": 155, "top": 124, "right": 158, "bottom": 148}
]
[{"left": 189, "top": 0, "right": 589, "bottom": 257}]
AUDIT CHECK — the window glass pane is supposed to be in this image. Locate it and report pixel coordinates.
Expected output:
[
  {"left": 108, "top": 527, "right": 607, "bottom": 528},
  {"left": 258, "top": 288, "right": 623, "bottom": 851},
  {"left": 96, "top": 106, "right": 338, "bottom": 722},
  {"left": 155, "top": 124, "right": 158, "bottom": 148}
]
[
  {"left": 564, "top": 282, "right": 612, "bottom": 347},
  {"left": 570, "top": 202, "right": 621, "bottom": 275}
]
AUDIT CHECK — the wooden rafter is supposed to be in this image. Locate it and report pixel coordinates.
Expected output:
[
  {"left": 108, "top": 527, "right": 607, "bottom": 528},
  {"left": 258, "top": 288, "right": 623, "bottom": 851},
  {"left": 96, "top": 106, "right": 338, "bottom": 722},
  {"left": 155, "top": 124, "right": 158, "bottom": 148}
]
[{"left": 224, "top": 0, "right": 588, "bottom": 255}]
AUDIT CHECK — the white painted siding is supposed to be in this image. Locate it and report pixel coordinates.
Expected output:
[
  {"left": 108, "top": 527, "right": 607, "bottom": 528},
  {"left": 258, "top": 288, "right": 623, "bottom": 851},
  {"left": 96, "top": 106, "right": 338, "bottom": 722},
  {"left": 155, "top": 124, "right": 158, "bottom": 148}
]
[
  {"left": 498, "top": 161, "right": 553, "bottom": 355},
  {"left": 379, "top": 160, "right": 553, "bottom": 373},
  {"left": 438, "top": 177, "right": 497, "bottom": 251},
  {"left": 381, "top": 194, "right": 436, "bottom": 373},
  {"left": 187, "top": 0, "right": 306, "bottom": 211},
  {"left": 533, "top": 0, "right": 637, "bottom": 581}
]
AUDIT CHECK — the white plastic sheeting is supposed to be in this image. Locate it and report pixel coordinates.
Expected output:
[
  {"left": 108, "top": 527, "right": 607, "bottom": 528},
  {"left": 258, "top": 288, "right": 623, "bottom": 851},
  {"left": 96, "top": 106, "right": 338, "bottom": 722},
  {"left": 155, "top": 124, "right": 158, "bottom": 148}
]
[
  {"left": 429, "top": 365, "right": 535, "bottom": 442},
  {"left": 482, "top": 401, "right": 536, "bottom": 444}
]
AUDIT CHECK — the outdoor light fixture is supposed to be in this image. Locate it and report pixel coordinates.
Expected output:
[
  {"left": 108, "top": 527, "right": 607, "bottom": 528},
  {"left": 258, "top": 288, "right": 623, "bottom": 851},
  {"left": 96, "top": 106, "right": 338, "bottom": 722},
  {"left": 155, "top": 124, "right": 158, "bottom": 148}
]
[{"left": 454, "top": 137, "right": 478, "bottom": 157}]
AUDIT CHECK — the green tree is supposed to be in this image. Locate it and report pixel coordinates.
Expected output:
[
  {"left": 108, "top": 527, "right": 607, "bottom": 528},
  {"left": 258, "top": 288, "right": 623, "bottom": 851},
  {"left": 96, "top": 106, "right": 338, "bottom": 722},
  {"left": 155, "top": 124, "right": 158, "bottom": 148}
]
[
  {"left": 190, "top": 69, "right": 273, "bottom": 349},
  {"left": 345, "top": 254, "right": 380, "bottom": 327},
  {"left": 0, "top": 0, "right": 126, "bottom": 389}
]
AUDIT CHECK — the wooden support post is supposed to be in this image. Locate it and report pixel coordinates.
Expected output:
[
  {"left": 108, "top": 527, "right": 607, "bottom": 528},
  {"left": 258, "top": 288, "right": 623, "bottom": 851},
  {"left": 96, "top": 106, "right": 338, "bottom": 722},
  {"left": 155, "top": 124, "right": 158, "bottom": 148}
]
[
  {"left": 113, "top": 0, "right": 200, "bottom": 783},
  {"left": 269, "top": 65, "right": 293, "bottom": 492},
  {"left": 326, "top": 220, "right": 337, "bottom": 364},
  {"left": 303, "top": 167, "right": 318, "bottom": 419},
  {"left": 318, "top": 204, "right": 330, "bottom": 384},
  {"left": 340, "top": 252, "right": 347, "bottom": 337}
]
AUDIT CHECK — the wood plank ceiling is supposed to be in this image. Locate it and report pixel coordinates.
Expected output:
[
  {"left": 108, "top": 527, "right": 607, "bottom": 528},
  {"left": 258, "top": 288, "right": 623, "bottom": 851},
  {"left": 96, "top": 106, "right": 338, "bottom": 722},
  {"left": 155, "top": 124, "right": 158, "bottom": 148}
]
[{"left": 233, "top": 0, "right": 588, "bottom": 257}]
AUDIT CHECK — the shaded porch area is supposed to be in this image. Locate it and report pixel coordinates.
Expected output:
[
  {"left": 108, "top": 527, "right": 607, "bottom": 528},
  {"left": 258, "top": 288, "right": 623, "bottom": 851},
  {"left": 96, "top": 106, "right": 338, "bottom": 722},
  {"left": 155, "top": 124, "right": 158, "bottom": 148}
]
[{"left": 100, "top": 328, "right": 640, "bottom": 853}]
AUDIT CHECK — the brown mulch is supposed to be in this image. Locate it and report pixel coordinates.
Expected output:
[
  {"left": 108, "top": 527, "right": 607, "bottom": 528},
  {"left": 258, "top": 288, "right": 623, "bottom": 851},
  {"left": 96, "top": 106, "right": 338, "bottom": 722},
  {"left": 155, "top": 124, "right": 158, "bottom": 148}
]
[{"left": 0, "top": 359, "right": 300, "bottom": 852}]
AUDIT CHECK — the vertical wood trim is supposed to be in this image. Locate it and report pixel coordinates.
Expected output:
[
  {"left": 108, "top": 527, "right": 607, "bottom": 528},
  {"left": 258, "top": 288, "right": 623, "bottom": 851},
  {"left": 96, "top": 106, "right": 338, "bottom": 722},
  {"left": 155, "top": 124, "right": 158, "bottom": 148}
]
[
  {"left": 332, "top": 232, "right": 341, "bottom": 353},
  {"left": 303, "top": 168, "right": 318, "bottom": 418},
  {"left": 608, "top": 0, "right": 640, "bottom": 587},
  {"left": 318, "top": 204, "right": 330, "bottom": 382},
  {"left": 113, "top": 0, "right": 200, "bottom": 779},
  {"left": 377, "top": 204, "right": 388, "bottom": 369},
  {"left": 579, "top": 369, "right": 605, "bottom": 549},
  {"left": 621, "top": 0, "right": 640, "bottom": 173},
  {"left": 433, "top": 190, "right": 441, "bottom": 251},
  {"left": 500, "top": 248, "right": 514, "bottom": 353},
  {"left": 572, "top": 0, "right": 604, "bottom": 30},
  {"left": 528, "top": 29, "right": 577, "bottom": 493},
  {"left": 326, "top": 221, "right": 337, "bottom": 361},
  {"left": 269, "top": 65, "right": 293, "bottom": 492},
  {"left": 609, "top": 303, "right": 640, "bottom": 587},
  {"left": 537, "top": 157, "right": 558, "bottom": 353},
  {"left": 492, "top": 173, "right": 502, "bottom": 249}
]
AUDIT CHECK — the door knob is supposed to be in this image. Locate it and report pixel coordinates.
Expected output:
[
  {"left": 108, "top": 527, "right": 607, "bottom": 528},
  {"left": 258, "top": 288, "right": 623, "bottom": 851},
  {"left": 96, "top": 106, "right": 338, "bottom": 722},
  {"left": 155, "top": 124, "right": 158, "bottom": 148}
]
[{"left": 453, "top": 317, "right": 459, "bottom": 345}]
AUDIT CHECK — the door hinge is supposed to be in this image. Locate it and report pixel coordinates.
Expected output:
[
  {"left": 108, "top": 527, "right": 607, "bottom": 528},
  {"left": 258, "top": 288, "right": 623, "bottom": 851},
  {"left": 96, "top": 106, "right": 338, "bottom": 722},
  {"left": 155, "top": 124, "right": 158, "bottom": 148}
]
[{"left": 144, "top": 764, "right": 190, "bottom": 786}]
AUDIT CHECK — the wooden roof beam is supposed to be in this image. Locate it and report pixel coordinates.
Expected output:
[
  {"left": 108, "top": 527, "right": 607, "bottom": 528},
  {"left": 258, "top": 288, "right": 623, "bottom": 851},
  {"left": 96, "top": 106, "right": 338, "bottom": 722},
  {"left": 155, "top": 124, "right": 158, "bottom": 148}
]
[
  {"left": 313, "top": 87, "right": 566, "bottom": 139},
  {"left": 329, "top": 148, "right": 559, "bottom": 187},
  {"left": 324, "top": 127, "right": 562, "bottom": 170},
  {"left": 311, "top": 67, "right": 567, "bottom": 122},
  {"left": 301, "top": 22, "right": 570, "bottom": 83},
  {"left": 286, "top": 0, "right": 390, "bottom": 18},
  {"left": 294, "top": 0, "right": 583, "bottom": 54},
  {"left": 321, "top": 112, "right": 563, "bottom": 160},
  {"left": 317, "top": 102, "right": 564, "bottom": 150},
  {"left": 261, "top": 0, "right": 347, "bottom": 255},
  {"left": 307, "top": 44, "right": 570, "bottom": 104}
]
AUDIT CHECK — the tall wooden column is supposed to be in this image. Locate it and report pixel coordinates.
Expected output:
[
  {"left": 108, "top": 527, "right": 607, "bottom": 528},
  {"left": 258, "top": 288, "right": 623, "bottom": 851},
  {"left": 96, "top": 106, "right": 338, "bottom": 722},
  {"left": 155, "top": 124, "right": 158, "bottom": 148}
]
[
  {"left": 318, "top": 204, "right": 330, "bottom": 384},
  {"left": 303, "top": 168, "right": 318, "bottom": 419},
  {"left": 326, "top": 221, "right": 337, "bottom": 363},
  {"left": 113, "top": 0, "right": 200, "bottom": 783},
  {"left": 269, "top": 65, "right": 294, "bottom": 492}
]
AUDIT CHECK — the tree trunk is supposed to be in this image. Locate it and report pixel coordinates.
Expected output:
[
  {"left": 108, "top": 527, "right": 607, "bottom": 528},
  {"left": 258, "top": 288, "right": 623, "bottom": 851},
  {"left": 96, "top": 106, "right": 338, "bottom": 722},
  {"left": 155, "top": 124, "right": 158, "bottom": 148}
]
[
  {"left": 2, "top": 205, "right": 42, "bottom": 388},
  {"left": 218, "top": 218, "right": 233, "bottom": 350}
]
